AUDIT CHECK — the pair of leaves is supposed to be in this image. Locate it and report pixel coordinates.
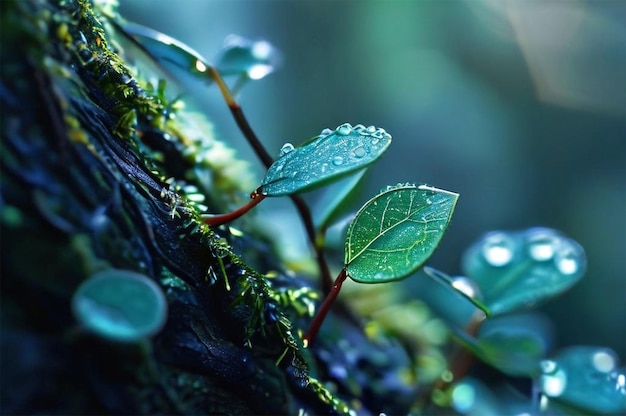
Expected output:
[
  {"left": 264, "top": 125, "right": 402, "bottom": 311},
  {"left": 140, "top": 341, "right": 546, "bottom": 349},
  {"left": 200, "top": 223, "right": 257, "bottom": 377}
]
[
  {"left": 260, "top": 130, "right": 458, "bottom": 285},
  {"left": 118, "top": 22, "right": 279, "bottom": 86},
  {"left": 120, "top": 23, "right": 459, "bottom": 287}
]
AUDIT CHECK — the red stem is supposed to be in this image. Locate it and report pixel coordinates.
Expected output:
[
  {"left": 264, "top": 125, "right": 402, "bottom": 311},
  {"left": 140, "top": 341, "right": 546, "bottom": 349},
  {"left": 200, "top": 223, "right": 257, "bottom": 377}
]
[
  {"left": 207, "top": 68, "right": 333, "bottom": 295},
  {"left": 203, "top": 191, "right": 266, "bottom": 226},
  {"left": 303, "top": 268, "right": 347, "bottom": 347}
]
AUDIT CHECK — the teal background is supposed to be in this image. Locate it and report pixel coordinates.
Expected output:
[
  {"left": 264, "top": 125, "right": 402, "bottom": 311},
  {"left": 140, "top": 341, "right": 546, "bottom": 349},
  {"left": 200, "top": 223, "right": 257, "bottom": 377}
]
[{"left": 120, "top": 1, "right": 625, "bottom": 358}]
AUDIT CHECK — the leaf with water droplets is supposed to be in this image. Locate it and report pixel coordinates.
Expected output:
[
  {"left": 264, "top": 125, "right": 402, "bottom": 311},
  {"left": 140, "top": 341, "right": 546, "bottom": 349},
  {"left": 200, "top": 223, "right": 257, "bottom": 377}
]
[
  {"left": 461, "top": 227, "right": 587, "bottom": 315},
  {"left": 423, "top": 266, "right": 490, "bottom": 317},
  {"left": 258, "top": 123, "right": 392, "bottom": 196},
  {"left": 345, "top": 184, "right": 458, "bottom": 283},
  {"left": 215, "top": 34, "right": 281, "bottom": 81},
  {"left": 538, "top": 346, "right": 626, "bottom": 414}
]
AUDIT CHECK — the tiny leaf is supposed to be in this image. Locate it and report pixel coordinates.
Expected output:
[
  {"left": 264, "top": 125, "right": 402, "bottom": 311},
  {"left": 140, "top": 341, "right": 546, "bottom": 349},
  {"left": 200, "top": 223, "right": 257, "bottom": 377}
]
[
  {"left": 120, "top": 22, "right": 213, "bottom": 79},
  {"left": 461, "top": 227, "right": 587, "bottom": 315},
  {"left": 538, "top": 346, "right": 626, "bottom": 414},
  {"left": 258, "top": 123, "right": 391, "bottom": 197},
  {"left": 215, "top": 34, "right": 281, "bottom": 81},
  {"left": 423, "top": 266, "right": 491, "bottom": 316},
  {"left": 71, "top": 269, "right": 168, "bottom": 343},
  {"left": 345, "top": 184, "right": 458, "bottom": 283}
]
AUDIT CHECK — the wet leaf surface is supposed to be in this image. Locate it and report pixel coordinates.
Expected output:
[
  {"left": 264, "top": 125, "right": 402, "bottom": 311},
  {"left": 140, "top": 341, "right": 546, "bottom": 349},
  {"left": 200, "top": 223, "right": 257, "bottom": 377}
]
[
  {"left": 259, "top": 123, "right": 391, "bottom": 196},
  {"left": 345, "top": 184, "right": 458, "bottom": 283},
  {"left": 538, "top": 346, "right": 626, "bottom": 414},
  {"left": 461, "top": 227, "right": 587, "bottom": 315}
]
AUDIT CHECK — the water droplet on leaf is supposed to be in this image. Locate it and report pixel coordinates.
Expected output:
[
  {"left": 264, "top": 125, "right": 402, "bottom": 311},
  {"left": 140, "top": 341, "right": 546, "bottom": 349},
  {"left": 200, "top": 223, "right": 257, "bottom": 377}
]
[
  {"left": 540, "top": 360, "right": 567, "bottom": 397},
  {"left": 332, "top": 156, "right": 344, "bottom": 166},
  {"left": 336, "top": 123, "right": 352, "bottom": 136},
  {"left": 482, "top": 233, "right": 515, "bottom": 267},
  {"left": 450, "top": 276, "right": 482, "bottom": 300},
  {"left": 527, "top": 228, "right": 559, "bottom": 261},
  {"left": 353, "top": 146, "right": 366, "bottom": 158},
  {"left": 279, "top": 142, "right": 295, "bottom": 157},
  {"left": 555, "top": 244, "right": 584, "bottom": 275}
]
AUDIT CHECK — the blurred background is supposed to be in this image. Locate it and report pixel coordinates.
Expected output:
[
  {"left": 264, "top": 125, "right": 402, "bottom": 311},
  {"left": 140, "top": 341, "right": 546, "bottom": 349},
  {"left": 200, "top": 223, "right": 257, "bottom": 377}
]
[{"left": 119, "top": 1, "right": 625, "bottom": 358}]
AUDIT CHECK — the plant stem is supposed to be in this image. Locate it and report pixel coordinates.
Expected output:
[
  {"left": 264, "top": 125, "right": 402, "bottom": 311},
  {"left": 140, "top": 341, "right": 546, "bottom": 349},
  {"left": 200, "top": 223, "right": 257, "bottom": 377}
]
[
  {"left": 412, "top": 309, "right": 486, "bottom": 412},
  {"left": 209, "top": 66, "right": 333, "bottom": 294},
  {"left": 203, "top": 191, "right": 266, "bottom": 226},
  {"left": 113, "top": 21, "right": 333, "bottom": 293},
  {"left": 303, "top": 268, "right": 347, "bottom": 347}
]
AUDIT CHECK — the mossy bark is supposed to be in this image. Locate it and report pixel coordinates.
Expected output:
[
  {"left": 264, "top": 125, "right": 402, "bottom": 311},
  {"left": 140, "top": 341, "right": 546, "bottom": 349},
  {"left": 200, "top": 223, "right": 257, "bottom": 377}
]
[
  {"left": 0, "top": 1, "right": 419, "bottom": 415},
  {"left": 0, "top": 1, "right": 312, "bottom": 414}
]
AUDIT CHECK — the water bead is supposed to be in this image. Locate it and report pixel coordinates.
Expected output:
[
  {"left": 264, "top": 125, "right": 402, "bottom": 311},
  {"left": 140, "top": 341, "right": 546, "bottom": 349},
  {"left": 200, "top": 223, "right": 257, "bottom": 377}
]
[
  {"left": 481, "top": 232, "right": 515, "bottom": 267},
  {"left": 353, "top": 146, "right": 367, "bottom": 158},
  {"left": 555, "top": 244, "right": 585, "bottom": 275},
  {"left": 539, "top": 360, "right": 567, "bottom": 396},
  {"left": 278, "top": 142, "right": 295, "bottom": 157},
  {"left": 450, "top": 276, "right": 483, "bottom": 300},
  {"left": 526, "top": 228, "right": 559, "bottom": 261},
  {"left": 332, "top": 156, "right": 344, "bottom": 166},
  {"left": 336, "top": 123, "right": 352, "bottom": 136}
]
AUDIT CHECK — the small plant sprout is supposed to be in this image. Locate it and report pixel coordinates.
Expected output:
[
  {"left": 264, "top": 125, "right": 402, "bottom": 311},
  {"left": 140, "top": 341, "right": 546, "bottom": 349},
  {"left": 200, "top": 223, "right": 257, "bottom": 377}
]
[
  {"left": 113, "top": 23, "right": 392, "bottom": 291},
  {"left": 202, "top": 123, "right": 392, "bottom": 225},
  {"left": 304, "top": 183, "right": 459, "bottom": 346},
  {"left": 214, "top": 34, "right": 282, "bottom": 95},
  {"left": 71, "top": 269, "right": 168, "bottom": 343}
]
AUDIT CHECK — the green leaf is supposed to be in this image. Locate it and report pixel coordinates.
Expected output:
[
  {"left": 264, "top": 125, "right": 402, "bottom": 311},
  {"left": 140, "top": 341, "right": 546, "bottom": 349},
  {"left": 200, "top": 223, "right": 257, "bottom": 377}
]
[
  {"left": 215, "top": 34, "right": 281, "bottom": 81},
  {"left": 258, "top": 123, "right": 391, "bottom": 197},
  {"left": 120, "top": 22, "right": 214, "bottom": 80},
  {"left": 462, "top": 313, "right": 553, "bottom": 377},
  {"left": 71, "top": 269, "right": 168, "bottom": 343},
  {"left": 538, "top": 346, "right": 626, "bottom": 414},
  {"left": 345, "top": 184, "right": 458, "bottom": 283},
  {"left": 313, "top": 169, "right": 366, "bottom": 231},
  {"left": 423, "top": 266, "right": 491, "bottom": 317},
  {"left": 461, "top": 227, "right": 587, "bottom": 315}
]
